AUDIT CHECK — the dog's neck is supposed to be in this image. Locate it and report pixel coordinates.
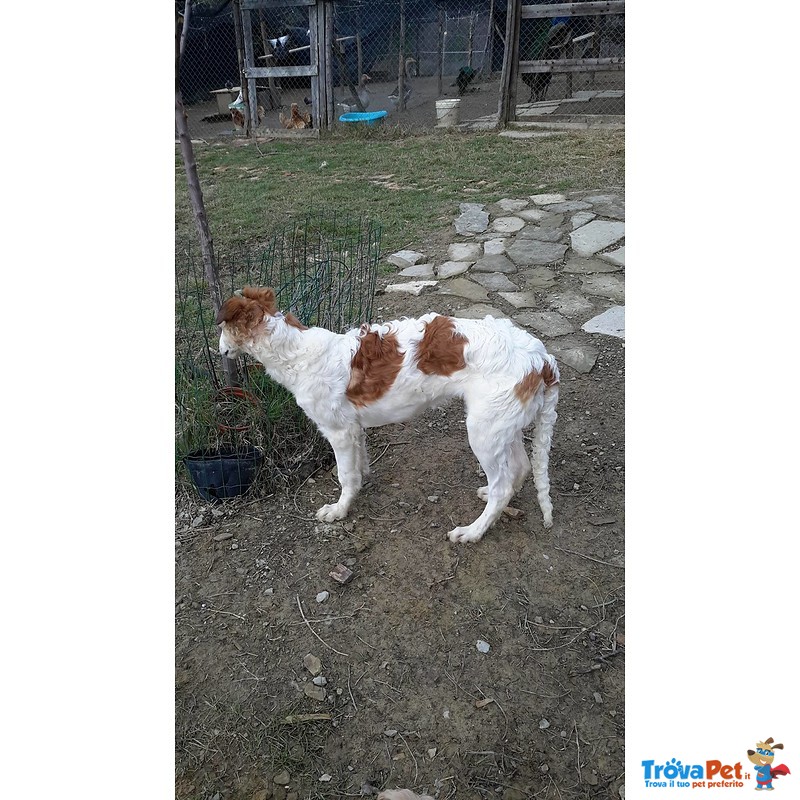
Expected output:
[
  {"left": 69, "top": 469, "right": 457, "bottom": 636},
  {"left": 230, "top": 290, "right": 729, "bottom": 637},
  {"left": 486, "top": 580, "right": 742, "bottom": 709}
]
[{"left": 248, "top": 313, "right": 341, "bottom": 389}]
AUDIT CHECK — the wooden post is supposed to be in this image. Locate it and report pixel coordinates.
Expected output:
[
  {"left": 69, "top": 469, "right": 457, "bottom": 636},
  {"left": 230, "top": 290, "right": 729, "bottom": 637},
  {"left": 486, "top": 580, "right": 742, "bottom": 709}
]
[
  {"left": 397, "top": 0, "right": 406, "bottom": 111},
  {"left": 356, "top": 31, "right": 363, "bottom": 81},
  {"left": 437, "top": 4, "right": 445, "bottom": 97},
  {"left": 481, "top": 0, "right": 496, "bottom": 78},
  {"left": 497, "top": 0, "right": 522, "bottom": 127},
  {"left": 176, "top": 0, "right": 237, "bottom": 386},
  {"left": 258, "top": 11, "right": 281, "bottom": 109},
  {"left": 324, "top": 1, "right": 335, "bottom": 125},
  {"left": 467, "top": 8, "right": 476, "bottom": 70},
  {"left": 232, "top": 0, "right": 252, "bottom": 135}
]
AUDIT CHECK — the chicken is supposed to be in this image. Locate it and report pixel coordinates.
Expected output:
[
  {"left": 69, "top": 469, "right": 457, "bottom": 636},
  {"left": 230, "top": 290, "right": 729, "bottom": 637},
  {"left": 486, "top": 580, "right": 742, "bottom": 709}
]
[
  {"left": 454, "top": 65, "right": 478, "bottom": 96},
  {"left": 521, "top": 21, "right": 572, "bottom": 103},
  {"left": 279, "top": 102, "right": 312, "bottom": 129}
]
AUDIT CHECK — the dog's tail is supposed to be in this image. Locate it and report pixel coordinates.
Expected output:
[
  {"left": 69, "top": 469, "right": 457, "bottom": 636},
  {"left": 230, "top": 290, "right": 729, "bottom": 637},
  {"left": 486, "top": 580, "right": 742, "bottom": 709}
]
[{"left": 531, "top": 356, "right": 560, "bottom": 528}]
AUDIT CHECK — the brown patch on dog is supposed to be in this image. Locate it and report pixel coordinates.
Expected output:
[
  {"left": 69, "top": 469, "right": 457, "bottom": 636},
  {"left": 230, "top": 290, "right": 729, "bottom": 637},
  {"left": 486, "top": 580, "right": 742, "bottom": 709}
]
[
  {"left": 515, "top": 360, "right": 559, "bottom": 403},
  {"left": 241, "top": 286, "right": 277, "bottom": 314},
  {"left": 216, "top": 287, "right": 276, "bottom": 324},
  {"left": 284, "top": 312, "right": 308, "bottom": 331},
  {"left": 515, "top": 370, "right": 542, "bottom": 403},
  {"left": 346, "top": 326, "right": 404, "bottom": 407},
  {"left": 542, "top": 361, "right": 559, "bottom": 386},
  {"left": 415, "top": 316, "right": 468, "bottom": 376}
]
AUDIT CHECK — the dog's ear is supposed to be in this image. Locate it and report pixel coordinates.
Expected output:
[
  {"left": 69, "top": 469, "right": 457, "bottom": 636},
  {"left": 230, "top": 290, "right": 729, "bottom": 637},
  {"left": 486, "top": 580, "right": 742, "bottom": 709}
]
[{"left": 241, "top": 286, "right": 277, "bottom": 314}]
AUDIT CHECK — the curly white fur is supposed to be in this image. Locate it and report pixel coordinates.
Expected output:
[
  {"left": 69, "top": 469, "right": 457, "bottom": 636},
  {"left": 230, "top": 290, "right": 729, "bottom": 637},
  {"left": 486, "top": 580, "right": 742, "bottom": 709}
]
[{"left": 218, "top": 291, "right": 559, "bottom": 544}]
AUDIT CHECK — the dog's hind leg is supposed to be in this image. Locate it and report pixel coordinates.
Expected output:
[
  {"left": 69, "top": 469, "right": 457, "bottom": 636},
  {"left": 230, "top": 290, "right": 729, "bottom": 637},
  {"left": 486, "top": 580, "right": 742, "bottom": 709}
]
[
  {"left": 450, "top": 414, "right": 516, "bottom": 544},
  {"left": 315, "top": 425, "right": 363, "bottom": 523},
  {"left": 355, "top": 428, "right": 370, "bottom": 479},
  {"left": 476, "top": 431, "right": 530, "bottom": 500},
  {"left": 531, "top": 383, "right": 559, "bottom": 528}
]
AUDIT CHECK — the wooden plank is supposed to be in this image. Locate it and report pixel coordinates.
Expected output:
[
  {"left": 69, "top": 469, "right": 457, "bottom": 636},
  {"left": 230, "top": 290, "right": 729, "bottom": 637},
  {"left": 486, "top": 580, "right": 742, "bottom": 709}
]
[
  {"left": 240, "top": 6, "right": 258, "bottom": 130},
  {"left": 521, "top": 1, "right": 624, "bottom": 19},
  {"left": 244, "top": 65, "right": 318, "bottom": 78},
  {"left": 308, "top": 3, "right": 321, "bottom": 129},
  {"left": 519, "top": 57, "right": 623, "bottom": 73},
  {"left": 324, "top": 3, "right": 334, "bottom": 127},
  {"left": 241, "top": 0, "right": 314, "bottom": 9},
  {"left": 497, "top": 0, "right": 522, "bottom": 126}
]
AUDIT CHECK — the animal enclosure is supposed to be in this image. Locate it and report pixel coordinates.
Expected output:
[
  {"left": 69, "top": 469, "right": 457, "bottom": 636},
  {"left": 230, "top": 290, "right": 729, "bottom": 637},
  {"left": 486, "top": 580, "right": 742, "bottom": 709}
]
[{"left": 177, "top": 0, "right": 624, "bottom": 138}]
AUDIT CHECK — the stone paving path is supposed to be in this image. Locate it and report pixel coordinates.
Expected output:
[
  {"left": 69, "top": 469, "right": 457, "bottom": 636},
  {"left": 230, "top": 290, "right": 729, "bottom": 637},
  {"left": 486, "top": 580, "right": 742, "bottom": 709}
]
[{"left": 383, "top": 190, "right": 625, "bottom": 374}]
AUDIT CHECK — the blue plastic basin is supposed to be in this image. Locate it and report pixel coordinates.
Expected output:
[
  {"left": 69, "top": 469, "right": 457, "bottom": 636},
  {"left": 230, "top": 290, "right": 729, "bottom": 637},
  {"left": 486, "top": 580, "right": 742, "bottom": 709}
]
[{"left": 338, "top": 110, "right": 388, "bottom": 126}]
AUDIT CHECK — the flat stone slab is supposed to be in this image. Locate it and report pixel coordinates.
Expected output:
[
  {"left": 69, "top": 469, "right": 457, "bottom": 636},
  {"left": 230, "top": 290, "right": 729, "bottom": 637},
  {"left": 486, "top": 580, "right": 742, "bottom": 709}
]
[
  {"left": 530, "top": 193, "right": 566, "bottom": 205},
  {"left": 571, "top": 211, "right": 596, "bottom": 230},
  {"left": 483, "top": 238, "right": 507, "bottom": 255},
  {"left": 541, "top": 200, "right": 592, "bottom": 213},
  {"left": 472, "top": 253, "right": 517, "bottom": 273},
  {"left": 581, "top": 274, "right": 625, "bottom": 302},
  {"left": 514, "top": 208, "right": 548, "bottom": 223},
  {"left": 563, "top": 256, "right": 622, "bottom": 274},
  {"left": 548, "top": 342, "right": 599, "bottom": 374},
  {"left": 387, "top": 249, "right": 425, "bottom": 268},
  {"left": 457, "top": 303, "right": 508, "bottom": 319},
  {"left": 569, "top": 220, "right": 625, "bottom": 256},
  {"left": 454, "top": 203, "right": 489, "bottom": 234},
  {"left": 506, "top": 239, "right": 567, "bottom": 266},
  {"left": 496, "top": 198, "right": 529, "bottom": 212},
  {"left": 513, "top": 311, "right": 575, "bottom": 337},
  {"left": 519, "top": 267, "right": 557, "bottom": 288},
  {"left": 593, "top": 205, "right": 625, "bottom": 220},
  {"left": 599, "top": 246, "right": 625, "bottom": 267},
  {"left": 538, "top": 213, "right": 565, "bottom": 229},
  {"left": 385, "top": 280, "right": 438, "bottom": 296},
  {"left": 547, "top": 290, "right": 595, "bottom": 317},
  {"left": 582, "top": 305, "right": 625, "bottom": 339},
  {"left": 437, "top": 260, "right": 473, "bottom": 278},
  {"left": 438, "top": 278, "right": 489, "bottom": 302},
  {"left": 498, "top": 131, "right": 558, "bottom": 139},
  {"left": 470, "top": 272, "right": 520, "bottom": 292},
  {"left": 517, "top": 226, "right": 563, "bottom": 243},
  {"left": 491, "top": 216, "right": 527, "bottom": 234},
  {"left": 448, "top": 242, "right": 482, "bottom": 261},
  {"left": 589, "top": 200, "right": 625, "bottom": 220},
  {"left": 399, "top": 262, "right": 435, "bottom": 278},
  {"left": 498, "top": 291, "right": 542, "bottom": 309},
  {"left": 583, "top": 193, "right": 621, "bottom": 205}
]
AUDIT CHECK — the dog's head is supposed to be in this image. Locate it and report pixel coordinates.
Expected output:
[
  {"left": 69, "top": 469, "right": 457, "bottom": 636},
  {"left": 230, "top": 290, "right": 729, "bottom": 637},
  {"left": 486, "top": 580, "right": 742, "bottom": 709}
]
[
  {"left": 216, "top": 287, "right": 278, "bottom": 358},
  {"left": 747, "top": 737, "right": 783, "bottom": 766}
]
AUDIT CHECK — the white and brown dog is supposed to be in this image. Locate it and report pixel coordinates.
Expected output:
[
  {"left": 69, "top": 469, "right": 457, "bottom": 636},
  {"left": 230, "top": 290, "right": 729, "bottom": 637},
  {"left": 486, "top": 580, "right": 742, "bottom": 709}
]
[{"left": 217, "top": 287, "right": 560, "bottom": 544}]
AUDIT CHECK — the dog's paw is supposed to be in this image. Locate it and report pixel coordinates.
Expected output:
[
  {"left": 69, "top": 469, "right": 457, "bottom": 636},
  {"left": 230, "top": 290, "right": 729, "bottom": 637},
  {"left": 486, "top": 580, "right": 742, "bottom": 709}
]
[
  {"left": 542, "top": 512, "right": 553, "bottom": 529},
  {"left": 448, "top": 525, "right": 484, "bottom": 545},
  {"left": 316, "top": 503, "right": 347, "bottom": 523},
  {"left": 476, "top": 485, "right": 489, "bottom": 501}
]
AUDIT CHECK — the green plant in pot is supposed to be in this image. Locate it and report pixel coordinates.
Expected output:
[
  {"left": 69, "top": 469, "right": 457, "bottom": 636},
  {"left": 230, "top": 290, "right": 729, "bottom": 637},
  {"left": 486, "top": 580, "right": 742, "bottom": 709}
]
[{"left": 176, "top": 363, "right": 265, "bottom": 502}]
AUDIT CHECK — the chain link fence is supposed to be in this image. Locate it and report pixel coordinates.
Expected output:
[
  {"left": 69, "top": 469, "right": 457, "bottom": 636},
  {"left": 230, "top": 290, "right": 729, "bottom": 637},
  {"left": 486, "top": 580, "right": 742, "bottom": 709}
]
[{"left": 178, "top": 0, "right": 624, "bottom": 138}]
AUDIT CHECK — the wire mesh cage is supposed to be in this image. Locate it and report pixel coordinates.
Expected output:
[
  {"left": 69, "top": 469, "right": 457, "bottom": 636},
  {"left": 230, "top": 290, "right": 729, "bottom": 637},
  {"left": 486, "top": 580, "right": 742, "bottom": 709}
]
[
  {"left": 175, "top": 211, "right": 381, "bottom": 495},
  {"left": 178, "top": 0, "right": 624, "bottom": 139}
]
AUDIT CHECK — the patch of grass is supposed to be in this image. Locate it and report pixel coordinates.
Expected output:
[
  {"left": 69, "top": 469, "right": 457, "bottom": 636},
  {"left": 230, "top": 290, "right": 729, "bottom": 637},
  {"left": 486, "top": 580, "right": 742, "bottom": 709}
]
[{"left": 176, "top": 129, "right": 624, "bottom": 255}]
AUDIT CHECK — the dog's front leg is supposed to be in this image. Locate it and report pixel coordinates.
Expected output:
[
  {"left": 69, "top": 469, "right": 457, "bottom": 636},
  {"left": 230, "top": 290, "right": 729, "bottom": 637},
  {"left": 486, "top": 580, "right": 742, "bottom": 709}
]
[{"left": 316, "top": 426, "right": 363, "bottom": 523}]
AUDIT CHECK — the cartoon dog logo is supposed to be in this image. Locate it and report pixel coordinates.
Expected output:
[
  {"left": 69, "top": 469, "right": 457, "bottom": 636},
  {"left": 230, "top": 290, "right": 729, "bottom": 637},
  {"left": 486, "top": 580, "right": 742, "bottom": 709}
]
[{"left": 747, "top": 738, "right": 791, "bottom": 790}]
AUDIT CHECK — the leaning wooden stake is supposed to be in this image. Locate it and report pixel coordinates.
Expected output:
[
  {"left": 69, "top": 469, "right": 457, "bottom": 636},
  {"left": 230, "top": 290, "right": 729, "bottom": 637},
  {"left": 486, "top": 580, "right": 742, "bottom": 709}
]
[{"left": 175, "top": 0, "right": 237, "bottom": 386}]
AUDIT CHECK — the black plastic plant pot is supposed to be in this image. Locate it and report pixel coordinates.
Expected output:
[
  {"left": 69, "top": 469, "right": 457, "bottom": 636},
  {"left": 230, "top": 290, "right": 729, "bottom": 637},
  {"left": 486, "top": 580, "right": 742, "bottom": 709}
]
[{"left": 183, "top": 447, "right": 263, "bottom": 501}]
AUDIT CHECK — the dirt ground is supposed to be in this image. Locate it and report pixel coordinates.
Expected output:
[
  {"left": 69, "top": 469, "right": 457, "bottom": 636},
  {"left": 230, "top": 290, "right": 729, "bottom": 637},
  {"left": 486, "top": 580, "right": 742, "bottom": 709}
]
[
  {"left": 176, "top": 213, "right": 625, "bottom": 799},
  {"left": 184, "top": 71, "right": 624, "bottom": 140}
]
